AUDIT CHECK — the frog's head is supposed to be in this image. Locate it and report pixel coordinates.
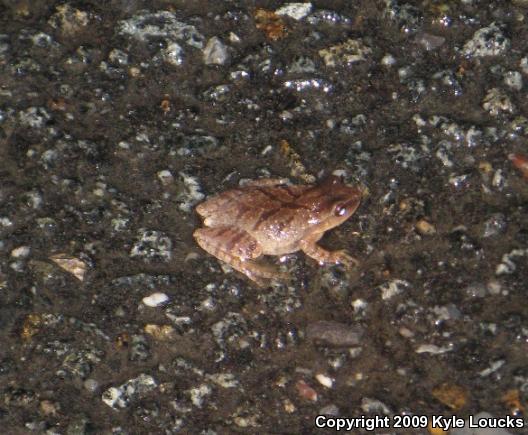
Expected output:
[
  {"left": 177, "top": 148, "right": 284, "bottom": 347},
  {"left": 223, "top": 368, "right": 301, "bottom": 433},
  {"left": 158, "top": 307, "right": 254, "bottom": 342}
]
[{"left": 311, "top": 175, "right": 362, "bottom": 230}]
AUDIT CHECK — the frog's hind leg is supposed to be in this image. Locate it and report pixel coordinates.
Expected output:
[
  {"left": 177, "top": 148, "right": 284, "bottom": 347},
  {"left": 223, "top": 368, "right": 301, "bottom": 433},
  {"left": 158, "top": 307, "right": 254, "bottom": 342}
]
[{"left": 194, "top": 226, "right": 286, "bottom": 285}]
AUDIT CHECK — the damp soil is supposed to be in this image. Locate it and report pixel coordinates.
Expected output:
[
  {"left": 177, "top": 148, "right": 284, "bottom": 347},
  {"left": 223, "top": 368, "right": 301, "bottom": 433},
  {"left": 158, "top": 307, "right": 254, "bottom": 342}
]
[{"left": 1, "top": 1, "right": 527, "bottom": 434}]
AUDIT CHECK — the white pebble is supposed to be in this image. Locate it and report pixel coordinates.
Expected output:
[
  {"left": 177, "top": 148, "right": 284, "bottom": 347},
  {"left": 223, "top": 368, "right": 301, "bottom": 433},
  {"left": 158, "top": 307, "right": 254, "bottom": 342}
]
[
  {"left": 203, "top": 37, "right": 229, "bottom": 65},
  {"left": 351, "top": 298, "right": 368, "bottom": 313},
  {"left": 157, "top": 170, "right": 174, "bottom": 185},
  {"left": 381, "top": 53, "right": 396, "bottom": 66},
  {"left": 315, "top": 373, "right": 334, "bottom": 388},
  {"left": 229, "top": 32, "right": 241, "bottom": 43},
  {"left": 276, "top": 3, "right": 313, "bottom": 20},
  {"left": 11, "top": 246, "right": 31, "bottom": 258},
  {"left": 84, "top": 378, "right": 99, "bottom": 393},
  {"left": 503, "top": 71, "right": 523, "bottom": 91},
  {"left": 142, "top": 292, "right": 169, "bottom": 307}
]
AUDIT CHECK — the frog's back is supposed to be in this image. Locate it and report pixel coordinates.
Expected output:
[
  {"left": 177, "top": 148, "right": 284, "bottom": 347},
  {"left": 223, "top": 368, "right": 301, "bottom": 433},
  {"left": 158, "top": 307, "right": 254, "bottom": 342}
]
[{"left": 196, "top": 184, "right": 311, "bottom": 229}]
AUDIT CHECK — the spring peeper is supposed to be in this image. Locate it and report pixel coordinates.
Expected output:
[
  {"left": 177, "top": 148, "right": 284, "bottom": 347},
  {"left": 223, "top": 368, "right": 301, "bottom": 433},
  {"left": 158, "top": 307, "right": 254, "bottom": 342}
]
[{"left": 193, "top": 176, "right": 361, "bottom": 285}]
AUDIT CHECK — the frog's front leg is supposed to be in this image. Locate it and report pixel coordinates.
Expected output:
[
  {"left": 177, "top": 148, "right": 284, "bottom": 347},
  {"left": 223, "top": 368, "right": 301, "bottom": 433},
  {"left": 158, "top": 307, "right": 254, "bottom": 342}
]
[
  {"left": 194, "top": 226, "right": 285, "bottom": 285},
  {"left": 299, "top": 233, "right": 358, "bottom": 267}
]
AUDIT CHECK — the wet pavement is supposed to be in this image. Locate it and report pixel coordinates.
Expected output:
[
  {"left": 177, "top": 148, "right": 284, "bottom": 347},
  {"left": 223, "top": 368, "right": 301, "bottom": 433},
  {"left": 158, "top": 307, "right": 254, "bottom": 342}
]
[{"left": 1, "top": 1, "right": 527, "bottom": 434}]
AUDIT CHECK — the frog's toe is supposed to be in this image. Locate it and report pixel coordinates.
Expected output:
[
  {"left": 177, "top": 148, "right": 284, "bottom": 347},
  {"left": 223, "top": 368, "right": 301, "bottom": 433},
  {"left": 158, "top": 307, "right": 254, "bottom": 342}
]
[
  {"left": 272, "top": 270, "right": 292, "bottom": 284},
  {"left": 222, "top": 257, "right": 287, "bottom": 287},
  {"left": 331, "top": 249, "right": 359, "bottom": 268},
  {"left": 247, "top": 274, "right": 269, "bottom": 288}
]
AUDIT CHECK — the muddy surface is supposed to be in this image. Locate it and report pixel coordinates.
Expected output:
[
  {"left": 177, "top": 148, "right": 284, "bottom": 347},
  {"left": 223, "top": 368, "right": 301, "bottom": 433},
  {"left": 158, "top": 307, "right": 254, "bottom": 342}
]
[{"left": 1, "top": 1, "right": 527, "bottom": 434}]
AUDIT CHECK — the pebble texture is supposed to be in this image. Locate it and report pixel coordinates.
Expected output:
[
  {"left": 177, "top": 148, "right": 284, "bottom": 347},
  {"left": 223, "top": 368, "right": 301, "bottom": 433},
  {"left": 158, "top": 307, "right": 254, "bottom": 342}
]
[{"left": 0, "top": 1, "right": 527, "bottom": 433}]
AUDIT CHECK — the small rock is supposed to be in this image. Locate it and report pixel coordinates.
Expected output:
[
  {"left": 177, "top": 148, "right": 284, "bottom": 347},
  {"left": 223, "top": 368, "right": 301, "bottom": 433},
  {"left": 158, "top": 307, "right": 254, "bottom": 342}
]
[
  {"left": 203, "top": 37, "right": 229, "bottom": 65},
  {"left": 129, "top": 334, "right": 150, "bottom": 362},
  {"left": 482, "top": 88, "right": 515, "bottom": 116},
  {"left": 351, "top": 298, "right": 368, "bottom": 314},
  {"left": 487, "top": 280, "right": 502, "bottom": 295},
  {"left": 415, "top": 344, "right": 452, "bottom": 354},
  {"left": 509, "top": 116, "right": 528, "bottom": 136},
  {"left": 319, "top": 404, "right": 340, "bottom": 416},
  {"left": 233, "top": 413, "right": 259, "bottom": 428},
  {"left": 503, "top": 71, "right": 523, "bottom": 91},
  {"left": 177, "top": 172, "right": 205, "bottom": 213},
  {"left": 283, "top": 78, "right": 333, "bottom": 93},
  {"left": 130, "top": 229, "right": 173, "bottom": 262},
  {"left": 40, "top": 399, "right": 59, "bottom": 416},
  {"left": 48, "top": 4, "right": 90, "bottom": 36},
  {"left": 361, "top": 397, "right": 392, "bottom": 414},
  {"left": 509, "top": 153, "right": 528, "bottom": 179},
  {"left": 66, "top": 415, "right": 90, "bottom": 435},
  {"left": 254, "top": 8, "right": 288, "bottom": 41},
  {"left": 463, "top": 283, "right": 487, "bottom": 298},
  {"left": 49, "top": 253, "right": 88, "bottom": 281},
  {"left": 295, "top": 379, "right": 318, "bottom": 402},
  {"left": 315, "top": 373, "right": 334, "bottom": 388},
  {"left": 108, "top": 48, "right": 128, "bottom": 66},
  {"left": 83, "top": 378, "right": 99, "bottom": 393},
  {"left": 463, "top": 22, "right": 510, "bottom": 58},
  {"left": 416, "top": 219, "right": 436, "bottom": 235},
  {"left": 142, "top": 292, "right": 169, "bottom": 307},
  {"left": 384, "top": 0, "right": 423, "bottom": 33},
  {"left": 520, "top": 56, "right": 528, "bottom": 75},
  {"left": 101, "top": 373, "right": 157, "bottom": 409},
  {"left": 229, "top": 32, "right": 240, "bottom": 43},
  {"left": 381, "top": 53, "right": 396, "bottom": 66},
  {"left": 157, "top": 170, "right": 174, "bottom": 186},
  {"left": 144, "top": 324, "right": 176, "bottom": 340},
  {"left": 188, "top": 383, "right": 212, "bottom": 407},
  {"left": 378, "top": 279, "right": 410, "bottom": 300},
  {"left": 482, "top": 213, "right": 506, "bottom": 238},
  {"left": 287, "top": 56, "right": 316, "bottom": 73},
  {"left": 11, "top": 246, "right": 30, "bottom": 258},
  {"left": 306, "top": 321, "right": 363, "bottom": 347},
  {"left": 432, "top": 304, "right": 461, "bottom": 322},
  {"left": 18, "top": 107, "right": 51, "bottom": 128},
  {"left": 206, "top": 373, "right": 239, "bottom": 388},
  {"left": 203, "top": 84, "right": 231, "bottom": 102},
  {"left": 479, "top": 360, "right": 505, "bottom": 377},
  {"left": 399, "top": 327, "right": 414, "bottom": 338},
  {"left": 318, "top": 266, "right": 351, "bottom": 300},
  {"left": 275, "top": 3, "right": 313, "bottom": 20},
  {"left": 495, "top": 248, "right": 528, "bottom": 275},
  {"left": 387, "top": 142, "right": 424, "bottom": 171},
  {"left": 283, "top": 398, "right": 296, "bottom": 413},
  {"left": 58, "top": 348, "right": 104, "bottom": 380},
  {"left": 449, "top": 173, "right": 470, "bottom": 188},
  {"left": 162, "top": 42, "right": 184, "bottom": 66},
  {"left": 416, "top": 32, "right": 445, "bottom": 51},
  {"left": 492, "top": 169, "right": 506, "bottom": 190},
  {"left": 319, "top": 38, "right": 372, "bottom": 67},
  {"left": 307, "top": 10, "right": 351, "bottom": 25},
  {"left": 118, "top": 11, "right": 204, "bottom": 48}
]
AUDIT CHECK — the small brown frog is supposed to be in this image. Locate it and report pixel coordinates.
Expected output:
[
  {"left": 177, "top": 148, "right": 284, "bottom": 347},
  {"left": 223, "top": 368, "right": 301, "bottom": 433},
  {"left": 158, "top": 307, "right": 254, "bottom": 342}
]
[{"left": 193, "top": 176, "right": 361, "bottom": 284}]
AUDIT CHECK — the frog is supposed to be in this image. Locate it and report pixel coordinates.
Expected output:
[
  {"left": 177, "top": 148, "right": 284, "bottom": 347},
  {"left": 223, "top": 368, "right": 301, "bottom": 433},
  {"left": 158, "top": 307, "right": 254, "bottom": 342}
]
[{"left": 193, "top": 175, "right": 361, "bottom": 285}]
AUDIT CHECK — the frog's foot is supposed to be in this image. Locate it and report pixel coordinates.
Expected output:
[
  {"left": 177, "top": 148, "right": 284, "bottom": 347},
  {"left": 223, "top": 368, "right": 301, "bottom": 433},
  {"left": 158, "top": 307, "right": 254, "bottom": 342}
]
[
  {"left": 242, "top": 260, "right": 290, "bottom": 287},
  {"left": 194, "top": 227, "right": 288, "bottom": 285},
  {"left": 327, "top": 249, "right": 359, "bottom": 268},
  {"left": 300, "top": 240, "right": 359, "bottom": 269}
]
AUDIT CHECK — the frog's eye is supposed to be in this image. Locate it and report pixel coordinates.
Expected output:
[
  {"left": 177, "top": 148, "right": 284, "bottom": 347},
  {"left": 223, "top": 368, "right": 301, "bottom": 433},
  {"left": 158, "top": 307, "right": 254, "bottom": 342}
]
[{"left": 334, "top": 204, "right": 347, "bottom": 216}]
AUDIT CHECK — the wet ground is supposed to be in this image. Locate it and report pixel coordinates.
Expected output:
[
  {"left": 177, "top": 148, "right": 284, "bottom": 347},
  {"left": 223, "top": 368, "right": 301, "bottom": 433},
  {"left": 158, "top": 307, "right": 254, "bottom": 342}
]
[{"left": 1, "top": 1, "right": 528, "bottom": 434}]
